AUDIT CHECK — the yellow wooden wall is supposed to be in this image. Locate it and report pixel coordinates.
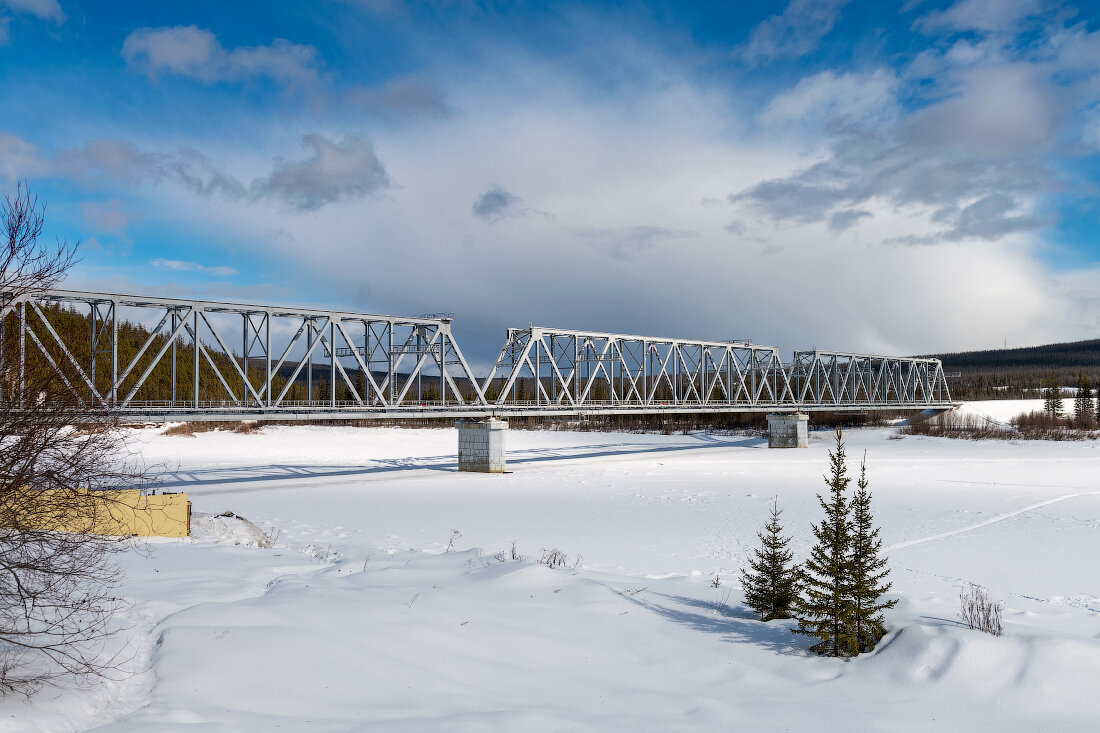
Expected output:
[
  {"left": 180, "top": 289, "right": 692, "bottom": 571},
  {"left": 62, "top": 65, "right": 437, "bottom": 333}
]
[{"left": 2, "top": 488, "right": 190, "bottom": 538}]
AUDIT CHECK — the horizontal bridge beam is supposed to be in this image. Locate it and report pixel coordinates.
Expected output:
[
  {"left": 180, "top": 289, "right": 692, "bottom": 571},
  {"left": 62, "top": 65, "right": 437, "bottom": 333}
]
[{"left": 74, "top": 403, "right": 957, "bottom": 423}]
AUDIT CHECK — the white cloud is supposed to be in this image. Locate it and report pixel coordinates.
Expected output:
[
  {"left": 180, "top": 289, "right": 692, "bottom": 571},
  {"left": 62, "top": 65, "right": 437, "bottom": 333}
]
[
  {"left": 902, "top": 65, "right": 1062, "bottom": 156},
  {"left": 346, "top": 75, "right": 453, "bottom": 119},
  {"left": 735, "top": 0, "right": 850, "bottom": 65},
  {"left": 0, "top": 0, "right": 65, "bottom": 23},
  {"left": 472, "top": 186, "right": 520, "bottom": 223},
  {"left": 0, "top": 131, "right": 40, "bottom": 181},
  {"left": 80, "top": 199, "right": 138, "bottom": 237},
  {"left": 250, "top": 134, "right": 390, "bottom": 211},
  {"left": 49, "top": 138, "right": 248, "bottom": 198},
  {"left": 3, "top": 132, "right": 387, "bottom": 211},
  {"left": 150, "top": 259, "right": 238, "bottom": 278},
  {"left": 760, "top": 69, "right": 898, "bottom": 128},
  {"left": 142, "top": 63, "right": 1079, "bottom": 360},
  {"left": 121, "top": 26, "right": 319, "bottom": 87},
  {"left": 576, "top": 226, "right": 696, "bottom": 261},
  {"left": 915, "top": 0, "right": 1045, "bottom": 34}
]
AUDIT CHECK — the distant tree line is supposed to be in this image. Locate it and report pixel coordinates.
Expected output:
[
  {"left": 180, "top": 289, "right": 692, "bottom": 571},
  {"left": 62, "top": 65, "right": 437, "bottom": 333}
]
[{"left": 931, "top": 339, "right": 1100, "bottom": 401}]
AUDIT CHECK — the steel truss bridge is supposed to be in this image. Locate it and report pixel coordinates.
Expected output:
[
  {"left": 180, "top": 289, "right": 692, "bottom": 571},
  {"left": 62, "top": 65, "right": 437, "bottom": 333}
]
[{"left": 0, "top": 289, "right": 954, "bottom": 422}]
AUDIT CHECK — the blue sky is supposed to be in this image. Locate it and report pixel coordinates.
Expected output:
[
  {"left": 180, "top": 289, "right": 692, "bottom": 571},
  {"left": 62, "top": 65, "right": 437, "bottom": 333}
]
[{"left": 3, "top": 0, "right": 1100, "bottom": 360}]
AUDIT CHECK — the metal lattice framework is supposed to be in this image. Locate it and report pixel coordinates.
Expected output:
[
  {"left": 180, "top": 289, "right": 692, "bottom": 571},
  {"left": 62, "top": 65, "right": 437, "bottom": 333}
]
[
  {"left": 0, "top": 289, "right": 486, "bottom": 420},
  {"left": 0, "top": 290, "right": 953, "bottom": 421},
  {"left": 481, "top": 327, "right": 952, "bottom": 414},
  {"left": 482, "top": 327, "right": 795, "bottom": 409}
]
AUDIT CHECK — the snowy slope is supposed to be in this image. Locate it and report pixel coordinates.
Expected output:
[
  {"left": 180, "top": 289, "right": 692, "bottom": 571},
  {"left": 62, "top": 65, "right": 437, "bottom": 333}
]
[{"left": 3, "top": 403, "right": 1098, "bottom": 731}]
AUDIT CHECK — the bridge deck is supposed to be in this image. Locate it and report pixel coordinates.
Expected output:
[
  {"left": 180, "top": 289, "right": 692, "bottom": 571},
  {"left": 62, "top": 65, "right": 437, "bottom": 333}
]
[{"left": 111, "top": 402, "right": 958, "bottom": 423}]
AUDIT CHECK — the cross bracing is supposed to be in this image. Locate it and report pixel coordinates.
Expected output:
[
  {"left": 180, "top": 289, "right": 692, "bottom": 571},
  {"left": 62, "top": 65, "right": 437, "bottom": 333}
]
[{"left": 0, "top": 290, "right": 953, "bottom": 421}]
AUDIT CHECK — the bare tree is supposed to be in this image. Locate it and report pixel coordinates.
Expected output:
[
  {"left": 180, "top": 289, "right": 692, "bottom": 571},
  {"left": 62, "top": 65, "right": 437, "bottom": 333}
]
[
  {"left": 0, "top": 182, "right": 149, "bottom": 693},
  {"left": 1, "top": 182, "right": 77, "bottom": 294}
]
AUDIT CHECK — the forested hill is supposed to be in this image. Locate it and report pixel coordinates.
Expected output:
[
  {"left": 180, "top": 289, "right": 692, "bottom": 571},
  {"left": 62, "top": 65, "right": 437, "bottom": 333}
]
[
  {"left": 933, "top": 339, "right": 1100, "bottom": 371},
  {"left": 929, "top": 339, "right": 1100, "bottom": 400}
]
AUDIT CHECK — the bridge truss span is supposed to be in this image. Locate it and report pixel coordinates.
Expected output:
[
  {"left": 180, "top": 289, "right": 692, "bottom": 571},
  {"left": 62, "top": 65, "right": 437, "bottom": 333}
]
[
  {"left": 483, "top": 327, "right": 796, "bottom": 409},
  {"left": 0, "top": 289, "right": 954, "bottom": 421},
  {"left": 0, "top": 289, "right": 486, "bottom": 418},
  {"left": 483, "top": 327, "right": 953, "bottom": 413},
  {"left": 789, "top": 350, "right": 952, "bottom": 407}
]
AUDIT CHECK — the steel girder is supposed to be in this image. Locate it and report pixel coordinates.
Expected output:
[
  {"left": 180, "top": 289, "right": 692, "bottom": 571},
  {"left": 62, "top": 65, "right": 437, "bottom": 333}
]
[
  {"left": 0, "top": 290, "right": 953, "bottom": 420},
  {"left": 0, "top": 289, "right": 486, "bottom": 414},
  {"left": 788, "top": 350, "right": 951, "bottom": 406},
  {"left": 480, "top": 327, "right": 795, "bottom": 409}
]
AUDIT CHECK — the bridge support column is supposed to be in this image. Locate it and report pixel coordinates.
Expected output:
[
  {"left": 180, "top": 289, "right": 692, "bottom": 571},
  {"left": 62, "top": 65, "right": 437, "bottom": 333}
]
[
  {"left": 767, "top": 413, "right": 808, "bottom": 448},
  {"left": 457, "top": 418, "right": 508, "bottom": 472}
]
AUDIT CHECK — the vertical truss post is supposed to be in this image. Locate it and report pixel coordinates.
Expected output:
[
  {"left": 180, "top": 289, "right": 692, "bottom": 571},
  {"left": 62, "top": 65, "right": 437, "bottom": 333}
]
[
  {"left": 242, "top": 312, "right": 248, "bottom": 408},
  {"left": 192, "top": 308, "right": 199, "bottom": 407},
  {"left": 17, "top": 301, "right": 24, "bottom": 408},
  {"left": 170, "top": 310, "right": 178, "bottom": 407},
  {"left": 307, "top": 318, "right": 314, "bottom": 404},
  {"left": 266, "top": 313, "right": 272, "bottom": 408},
  {"left": 110, "top": 300, "right": 117, "bottom": 405},
  {"left": 89, "top": 302, "right": 97, "bottom": 403}
]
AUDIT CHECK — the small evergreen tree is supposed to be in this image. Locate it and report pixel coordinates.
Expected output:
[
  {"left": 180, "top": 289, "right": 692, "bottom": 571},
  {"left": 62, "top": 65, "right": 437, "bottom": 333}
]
[
  {"left": 1074, "top": 376, "right": 1093, "bottom": 422},
  {"left": 740, "top": 497, "right": 799, "bottom": 622},
  {"left": 794, "top": 429, "right": 855, "bottom": 657},
  {"left": 847, "top": 453, "right": 897, "bottom": 653},
  {"left": 1096, "top": 379, "right": 1100, "bottom": 425},
  {"left": 1074, "top": 375, "right": 1085, "bottom": 418},
  {"left": 1042, "top": 375, "right": 1063, "bottom": 416}
]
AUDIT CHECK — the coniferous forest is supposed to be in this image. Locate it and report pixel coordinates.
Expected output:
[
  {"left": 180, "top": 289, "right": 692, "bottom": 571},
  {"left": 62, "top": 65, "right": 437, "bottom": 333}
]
[{"left": 932, "top": 339, "right": 1100, "bottom": 400}]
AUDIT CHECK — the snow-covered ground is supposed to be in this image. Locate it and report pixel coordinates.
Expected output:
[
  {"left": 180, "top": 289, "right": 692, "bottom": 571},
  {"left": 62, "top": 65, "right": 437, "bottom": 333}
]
[
  {"left": 5, "top": 401, "right": 1100, "bottom": 731},
  {"left": 955, "top": 398, "right": 1046, "bottom": 424}
]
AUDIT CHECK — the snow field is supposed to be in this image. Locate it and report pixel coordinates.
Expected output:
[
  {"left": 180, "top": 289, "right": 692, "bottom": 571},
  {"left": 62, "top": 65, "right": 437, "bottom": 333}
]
[{"left": 3, "top": 403, "right": 1099, "bottom": 731}]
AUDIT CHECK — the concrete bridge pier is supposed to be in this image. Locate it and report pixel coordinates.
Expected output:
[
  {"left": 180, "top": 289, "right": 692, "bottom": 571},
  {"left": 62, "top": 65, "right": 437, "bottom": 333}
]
[
  {"left": 767, "top": 413, "right": 808, "bottom": 448},
  {"left": 457, "top": 418, "right": 508, "bottom": 472}
]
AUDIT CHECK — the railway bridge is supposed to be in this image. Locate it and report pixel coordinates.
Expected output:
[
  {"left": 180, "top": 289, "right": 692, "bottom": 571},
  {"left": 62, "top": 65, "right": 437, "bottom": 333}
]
[{"left": 1, "top": 289, "right": 955, "bottom": 470}]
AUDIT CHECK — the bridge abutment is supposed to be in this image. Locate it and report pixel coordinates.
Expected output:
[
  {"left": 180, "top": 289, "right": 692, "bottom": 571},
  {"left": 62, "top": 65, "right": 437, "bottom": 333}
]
[
  {"left": 457, "top": 418, "right": 508, "bottom": 472},
  {"left": 767, "top": 413, "right": 808, "bottom": 448}
]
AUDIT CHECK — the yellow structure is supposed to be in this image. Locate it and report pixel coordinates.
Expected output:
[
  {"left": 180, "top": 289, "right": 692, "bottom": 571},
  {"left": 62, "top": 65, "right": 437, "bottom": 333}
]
[{"left": 2, "top": 487, "right": 191, "bottom": 538}]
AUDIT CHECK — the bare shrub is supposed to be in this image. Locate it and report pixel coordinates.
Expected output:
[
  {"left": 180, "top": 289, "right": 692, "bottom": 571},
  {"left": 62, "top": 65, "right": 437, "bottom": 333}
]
[
  {"left": 162, "top": 422, "right": 199, "bottom": 437},
  {"left": 1010, "top": 411, "right": 1091, "bottom": 441},
  {"left": 538, "top": 548, "right": 568, "bottom": 569},
  {"left": 904, "top": 409, "right": 1095, "bottom": 441},
  {"left": 163, "top": 421, "right": 257, "bottom": 437},
  {"left": 902, "top": 411, "right": 1007, "bottom": 440},
  {"left": 958, "top": 585, "right": 1004, "bottom": 637},
  {"left": 0, "top": 182, "right": 154, "bottom": 693}
]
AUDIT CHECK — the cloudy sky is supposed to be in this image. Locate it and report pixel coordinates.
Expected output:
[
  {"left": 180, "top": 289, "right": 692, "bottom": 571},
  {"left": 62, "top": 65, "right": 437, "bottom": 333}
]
[{"left": 3, "top": 0, "right": 1100, "bottom": 364}]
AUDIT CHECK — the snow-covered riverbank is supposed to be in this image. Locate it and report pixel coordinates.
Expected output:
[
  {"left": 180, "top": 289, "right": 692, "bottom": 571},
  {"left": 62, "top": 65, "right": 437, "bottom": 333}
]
[{"left": 7, "top": 406, "right": 1099, "bottom": 731}]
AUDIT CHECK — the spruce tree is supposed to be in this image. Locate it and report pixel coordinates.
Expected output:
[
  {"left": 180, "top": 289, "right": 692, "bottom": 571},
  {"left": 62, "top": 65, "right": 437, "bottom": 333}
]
[
  {"left": 1073, "top": 376, "right": 1088, "bottom": 420},
  {"left": 1074, "top": 377, "right": 1093, "bottom": 424},
  {"left": 847, "top": 453, "right": 897, "bottom": 653},
  {"left": 793, "top": 429, "right": 855, "bottom": 657},
  {"left": 1096, "top": 379, "right": 1100, "bottom": 426},
  {"left": 1043, "top": 375, "right": 1063, "bottom": 416},
  {"left": 740, "top": 497, "right": 799, "bottom": 622}
]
